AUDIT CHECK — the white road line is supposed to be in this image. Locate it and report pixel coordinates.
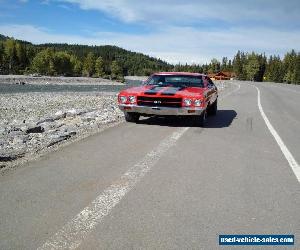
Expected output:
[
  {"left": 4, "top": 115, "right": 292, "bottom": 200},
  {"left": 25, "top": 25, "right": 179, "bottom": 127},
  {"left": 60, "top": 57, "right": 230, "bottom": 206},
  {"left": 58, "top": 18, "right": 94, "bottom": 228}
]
[
  {"left": 38, "top": 127, "right": 189, "bottom": 250},
  {"left": 38, "top": 83, "right": 241, "bottom": 250},
  {"left": 254, "top": 85, "right": 300, "bottom": 183}
]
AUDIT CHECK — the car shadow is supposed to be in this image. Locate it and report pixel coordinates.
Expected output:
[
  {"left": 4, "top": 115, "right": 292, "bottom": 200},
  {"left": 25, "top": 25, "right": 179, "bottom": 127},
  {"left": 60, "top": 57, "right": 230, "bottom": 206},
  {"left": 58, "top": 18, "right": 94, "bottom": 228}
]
[{"left": 137, "top": 110, "right": 237, "bottom": 128}]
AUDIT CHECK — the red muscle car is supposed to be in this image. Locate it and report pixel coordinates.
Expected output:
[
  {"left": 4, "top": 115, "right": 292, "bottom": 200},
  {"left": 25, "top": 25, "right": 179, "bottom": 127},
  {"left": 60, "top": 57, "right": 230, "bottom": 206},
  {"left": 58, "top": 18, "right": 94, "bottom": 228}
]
[{"left": 118, "top": 72, "right": 218, "bottom": 126}]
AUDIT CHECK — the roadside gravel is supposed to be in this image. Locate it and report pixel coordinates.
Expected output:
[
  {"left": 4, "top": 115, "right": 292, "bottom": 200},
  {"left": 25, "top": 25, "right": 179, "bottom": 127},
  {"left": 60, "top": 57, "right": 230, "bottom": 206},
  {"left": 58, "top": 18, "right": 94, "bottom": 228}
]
[{"left": 0, "top": 92, "right": 123, "bottom": 172}]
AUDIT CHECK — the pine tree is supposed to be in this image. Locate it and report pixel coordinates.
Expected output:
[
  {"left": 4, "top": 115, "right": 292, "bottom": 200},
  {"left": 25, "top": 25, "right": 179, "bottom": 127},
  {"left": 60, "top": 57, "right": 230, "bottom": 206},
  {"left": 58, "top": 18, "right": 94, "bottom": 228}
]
[
  {"left": 16, "top": 42, "right": 28, "bottom": 73},
  {"left": 70, "top": 55, "right": 82, "bottom": 76},
  {"left": 221, "top": 57, "right": 228, "bottom": 71},
  {"left": 82, "top": 52, "right": 95, "bottom": 77},
  {"left": 265, "top": 55, "right": 284, "bottom": 83},
  {"left": 95, "top": 56, "right": 105, "bottom": 77},
  {"left": 228, "top": 60, "right": 233, "bottom": 71},
  {"left": 233, "top": 51, "right": 245, "bottom": 80},
  {"left": 258, "top": 54, "right": 267, "bottom": 82},
  {"left": 245, "top": 53, "right": 260, "bottom": 81},
  {"left": 283, "top": 50, "right": 297, "bottom": 84},
  {"left": 283, "top": 70, "right": 294, "bottom": 84},
  {"left": 293, "top": 53, "right": 300, "bottom": 84},
  {"left": 0, "top": 42, "right": 5, "bottom": 74},
  {"left": 208, "top": 58, "right": 220, "bottom": 73},
  {"left": 110, "top": 60, "right": 123, "bottom": 80},
  {"left": 4, "top": 39, "right": 19, "bottom": 74}
]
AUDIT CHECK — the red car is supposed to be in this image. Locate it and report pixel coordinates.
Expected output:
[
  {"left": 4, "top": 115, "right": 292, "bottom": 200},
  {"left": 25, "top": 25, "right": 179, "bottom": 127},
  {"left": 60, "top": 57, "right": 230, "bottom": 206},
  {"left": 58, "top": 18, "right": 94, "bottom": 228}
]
[{"left": 118, "top": 72, "right": 218, "bottom": 126}]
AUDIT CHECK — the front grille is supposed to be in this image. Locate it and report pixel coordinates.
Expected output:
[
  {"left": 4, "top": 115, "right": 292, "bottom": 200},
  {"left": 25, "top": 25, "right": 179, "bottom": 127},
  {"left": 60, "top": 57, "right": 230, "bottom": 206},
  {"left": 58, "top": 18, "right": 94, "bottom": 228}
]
[{"left": 137, "top": 96, "right": 182, "bottom": 108}]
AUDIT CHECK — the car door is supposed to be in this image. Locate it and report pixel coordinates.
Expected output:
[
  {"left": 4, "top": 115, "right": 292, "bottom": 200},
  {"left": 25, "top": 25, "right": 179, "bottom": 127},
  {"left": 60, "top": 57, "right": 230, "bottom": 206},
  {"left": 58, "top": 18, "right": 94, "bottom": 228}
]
[{"left": 205, "top": 76, "right": 218, "bottom": 104}]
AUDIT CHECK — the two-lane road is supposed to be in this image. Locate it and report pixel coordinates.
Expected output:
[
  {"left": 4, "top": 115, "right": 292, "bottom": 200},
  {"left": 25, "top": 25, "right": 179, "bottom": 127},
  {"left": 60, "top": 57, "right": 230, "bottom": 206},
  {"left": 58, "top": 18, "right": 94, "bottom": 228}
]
[{"left": 0, "top": 81, "right": 299, "bottom": 249}]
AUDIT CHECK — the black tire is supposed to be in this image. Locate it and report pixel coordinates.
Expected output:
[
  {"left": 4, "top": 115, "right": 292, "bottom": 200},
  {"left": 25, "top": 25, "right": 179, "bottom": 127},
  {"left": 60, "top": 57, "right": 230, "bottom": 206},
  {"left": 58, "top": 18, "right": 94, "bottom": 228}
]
[
  {"left": 124, "top": 112, "right": 140, "bottom": 123},
  {"left": 194, "top": 110, "right": 206, "bottom": 127},
  {"left": 208, "top": 99, "right": 217, "bottom": 116}
]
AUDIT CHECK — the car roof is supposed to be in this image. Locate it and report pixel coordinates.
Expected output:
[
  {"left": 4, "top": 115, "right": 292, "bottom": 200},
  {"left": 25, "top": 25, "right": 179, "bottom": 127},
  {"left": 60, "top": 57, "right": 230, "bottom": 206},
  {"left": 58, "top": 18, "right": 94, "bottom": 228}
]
[{"left": 153, "top": 72, "right": 207, "bottom": 77}]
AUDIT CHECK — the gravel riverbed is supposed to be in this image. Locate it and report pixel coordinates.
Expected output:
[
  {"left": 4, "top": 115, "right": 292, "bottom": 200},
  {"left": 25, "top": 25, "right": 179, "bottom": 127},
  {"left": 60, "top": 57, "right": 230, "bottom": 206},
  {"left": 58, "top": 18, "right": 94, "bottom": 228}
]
[{"left": 0, "top": 92, "right": 123, "bottom": 172}]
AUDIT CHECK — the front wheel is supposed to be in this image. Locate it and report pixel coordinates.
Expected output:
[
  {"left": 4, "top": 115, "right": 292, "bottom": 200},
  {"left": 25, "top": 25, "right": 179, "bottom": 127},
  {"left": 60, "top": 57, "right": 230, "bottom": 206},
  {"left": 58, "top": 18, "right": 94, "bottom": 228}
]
[
  {"left": 194, "top": 110, "right": 206, "bottom": 127},
  {"left": 124, "top": 112, "right": 140, "bottom": 123},
  {"left": 208, "top": 99, "right": 217, "bottom": 116}
]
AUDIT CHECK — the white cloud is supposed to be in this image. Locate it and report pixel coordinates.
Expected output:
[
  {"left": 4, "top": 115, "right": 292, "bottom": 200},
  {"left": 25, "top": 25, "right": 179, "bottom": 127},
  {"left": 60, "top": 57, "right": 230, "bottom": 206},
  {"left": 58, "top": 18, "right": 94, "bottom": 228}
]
[
  {"left": 1, "top": 1, "right": 299, "bottom": 63},
  {"left": 1, "top": 24, "right": 299, "bottom": 64},
  {"left": 58, "top": 0, "right": 300, "bottom": 27}
]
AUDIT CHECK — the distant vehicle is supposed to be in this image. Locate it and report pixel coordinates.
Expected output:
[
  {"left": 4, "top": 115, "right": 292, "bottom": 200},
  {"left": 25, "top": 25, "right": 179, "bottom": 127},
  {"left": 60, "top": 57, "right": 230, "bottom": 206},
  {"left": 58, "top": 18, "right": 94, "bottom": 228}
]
[{"left": 118, "top": 72, "right": 218, "bottom": 126}]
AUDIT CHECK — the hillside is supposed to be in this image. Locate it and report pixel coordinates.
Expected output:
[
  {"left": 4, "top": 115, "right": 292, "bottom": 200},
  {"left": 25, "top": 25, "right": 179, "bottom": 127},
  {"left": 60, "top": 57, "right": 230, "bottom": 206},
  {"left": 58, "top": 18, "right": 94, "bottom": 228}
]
[
  {"left": 0, "top": 34, "right": 171, "bottom": 76},
  {"left": 0, "top": 34, "right": 9, "bottom": 41}
]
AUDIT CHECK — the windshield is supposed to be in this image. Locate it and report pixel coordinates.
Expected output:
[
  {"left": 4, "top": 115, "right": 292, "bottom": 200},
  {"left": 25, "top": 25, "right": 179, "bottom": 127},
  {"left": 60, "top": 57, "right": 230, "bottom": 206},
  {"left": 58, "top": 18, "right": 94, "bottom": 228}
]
[{"left": 146, "top": 75, "right": 204, "bottom": 88}]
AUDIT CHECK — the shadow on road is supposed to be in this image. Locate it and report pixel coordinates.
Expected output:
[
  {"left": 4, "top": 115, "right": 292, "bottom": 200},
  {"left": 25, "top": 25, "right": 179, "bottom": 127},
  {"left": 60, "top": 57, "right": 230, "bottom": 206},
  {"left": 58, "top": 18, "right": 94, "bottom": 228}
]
[
  {"left": 137, "top": 110, "right": 237, "bottom": 128},
  {"left": 205, "top": 110, "right": 237, "bottom": 128}
]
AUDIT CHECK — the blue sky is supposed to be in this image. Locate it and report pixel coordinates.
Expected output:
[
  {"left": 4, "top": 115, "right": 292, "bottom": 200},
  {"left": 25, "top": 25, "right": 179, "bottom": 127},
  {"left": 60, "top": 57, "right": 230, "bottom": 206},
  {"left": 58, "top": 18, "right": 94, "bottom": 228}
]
[{"left": 0, "top": 0, "right": 299, "bottom": 63}]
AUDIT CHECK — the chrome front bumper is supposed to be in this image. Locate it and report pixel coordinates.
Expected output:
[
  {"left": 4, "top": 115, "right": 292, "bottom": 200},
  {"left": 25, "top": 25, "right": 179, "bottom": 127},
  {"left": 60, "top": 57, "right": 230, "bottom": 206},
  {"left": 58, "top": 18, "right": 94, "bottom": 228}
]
[{"left": 118, "top": 105, "right": 204, "bottom": 116}]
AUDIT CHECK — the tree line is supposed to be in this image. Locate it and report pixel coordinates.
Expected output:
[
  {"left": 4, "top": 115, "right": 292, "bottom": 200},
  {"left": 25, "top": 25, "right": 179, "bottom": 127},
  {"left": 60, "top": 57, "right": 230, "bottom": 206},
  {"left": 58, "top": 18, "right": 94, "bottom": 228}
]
[
  {"left": 0, "top": 34, "right": 299, "bottom": 84},
  {"left": 232, "top": 50, "right": 300, "bottom": 84},
  {"left": 168, "top": 51, "right": 300, "bottom": 84},
  {"left": 0, "top": 36, "right": 172, "bottom": 81}
]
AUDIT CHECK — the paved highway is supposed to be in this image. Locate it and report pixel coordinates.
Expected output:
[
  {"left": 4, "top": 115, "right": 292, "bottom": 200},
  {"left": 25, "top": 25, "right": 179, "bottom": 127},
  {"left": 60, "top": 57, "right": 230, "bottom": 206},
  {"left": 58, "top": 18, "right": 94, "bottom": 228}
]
[{"left": 0, "top": 81, "right": 299, "bottom": 249}]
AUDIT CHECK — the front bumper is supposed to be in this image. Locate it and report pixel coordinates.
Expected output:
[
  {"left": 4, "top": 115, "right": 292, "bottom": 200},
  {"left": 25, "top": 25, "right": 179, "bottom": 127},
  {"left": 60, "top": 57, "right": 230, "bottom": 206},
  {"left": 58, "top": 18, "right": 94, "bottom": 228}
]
[{"left": 118, "top": 105, "right": 204, "bottom": 116}]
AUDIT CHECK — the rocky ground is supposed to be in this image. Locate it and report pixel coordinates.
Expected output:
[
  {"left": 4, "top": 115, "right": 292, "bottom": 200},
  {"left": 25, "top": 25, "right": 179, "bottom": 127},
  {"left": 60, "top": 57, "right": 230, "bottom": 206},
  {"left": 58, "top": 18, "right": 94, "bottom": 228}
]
[{"left": 0, "top": 92, "right": 123, "bottom": 171}]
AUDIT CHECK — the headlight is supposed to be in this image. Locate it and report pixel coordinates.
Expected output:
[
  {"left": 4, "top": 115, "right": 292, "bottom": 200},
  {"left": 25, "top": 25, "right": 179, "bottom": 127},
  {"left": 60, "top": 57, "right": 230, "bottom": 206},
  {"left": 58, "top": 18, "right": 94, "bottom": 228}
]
[
  {"left": 119, "top": 96, "right": 127, "bottom": 104},
  {"left": 194, "top": 99, "right": 202, "bottom": 106},
  {"left": 183, "top": 99, "right": 192, "bottom": 106},
  {"left": 128, "top": 96, "right": 136, "bottom": 104}
]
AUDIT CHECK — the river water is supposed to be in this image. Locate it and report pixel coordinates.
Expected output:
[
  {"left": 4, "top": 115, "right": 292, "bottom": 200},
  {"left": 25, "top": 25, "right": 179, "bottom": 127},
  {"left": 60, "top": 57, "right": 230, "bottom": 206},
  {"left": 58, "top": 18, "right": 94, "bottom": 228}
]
[{"left": 0, "top": 80, "right": 142, "bottom": 94}]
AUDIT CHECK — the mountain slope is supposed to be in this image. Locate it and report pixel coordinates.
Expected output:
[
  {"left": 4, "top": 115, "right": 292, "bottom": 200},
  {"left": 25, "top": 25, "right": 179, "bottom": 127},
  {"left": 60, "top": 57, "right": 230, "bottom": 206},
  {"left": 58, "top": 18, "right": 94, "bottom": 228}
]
[{"left": 0, "top": 33, "right": 172, "bottom": 76}]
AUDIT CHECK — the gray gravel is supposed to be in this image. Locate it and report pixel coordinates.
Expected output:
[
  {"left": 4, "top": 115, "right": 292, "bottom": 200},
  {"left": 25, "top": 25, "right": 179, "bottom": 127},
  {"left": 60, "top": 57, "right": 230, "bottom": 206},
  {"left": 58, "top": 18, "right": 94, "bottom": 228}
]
[{"left": 0, "top": 92, "right": 123, "bottom": 170}]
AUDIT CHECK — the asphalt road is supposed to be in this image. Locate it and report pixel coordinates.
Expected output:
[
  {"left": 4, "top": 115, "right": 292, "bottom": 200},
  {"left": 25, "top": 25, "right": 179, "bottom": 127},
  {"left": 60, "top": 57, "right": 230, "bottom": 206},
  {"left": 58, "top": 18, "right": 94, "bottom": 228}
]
[{"left": 0, "top": 81, "right": 300, "bottom": 250}]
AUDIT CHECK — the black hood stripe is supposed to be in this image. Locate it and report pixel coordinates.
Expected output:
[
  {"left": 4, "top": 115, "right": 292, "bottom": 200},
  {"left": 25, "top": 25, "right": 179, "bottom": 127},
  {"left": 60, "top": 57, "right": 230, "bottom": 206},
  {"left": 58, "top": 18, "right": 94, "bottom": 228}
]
[
  {"left": 144, "top": 86, "right": 166, "bottom": 95},
  {"left": 160, "top": 86, "right": 186, "bottom": 96},
  {"left": 144, "top": 86, "right": 188, "bottom": 95}
]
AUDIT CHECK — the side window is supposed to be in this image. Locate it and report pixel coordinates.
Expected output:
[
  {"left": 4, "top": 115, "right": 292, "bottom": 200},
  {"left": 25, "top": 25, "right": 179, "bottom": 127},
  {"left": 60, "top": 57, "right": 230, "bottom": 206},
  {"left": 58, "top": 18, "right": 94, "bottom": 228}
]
[
  {"left": 204, "top": 76, "right": 214, "bottom": 88},
  {"left": 207, "top": 77, "right": 214, "bottom": 87}
]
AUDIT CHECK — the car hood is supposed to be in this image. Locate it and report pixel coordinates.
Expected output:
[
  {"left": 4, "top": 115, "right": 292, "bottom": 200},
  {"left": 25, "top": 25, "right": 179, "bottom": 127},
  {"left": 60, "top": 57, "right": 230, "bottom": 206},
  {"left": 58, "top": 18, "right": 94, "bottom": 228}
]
[{"left": 119, "top": 85, "right": 207, "bottom": 98}]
